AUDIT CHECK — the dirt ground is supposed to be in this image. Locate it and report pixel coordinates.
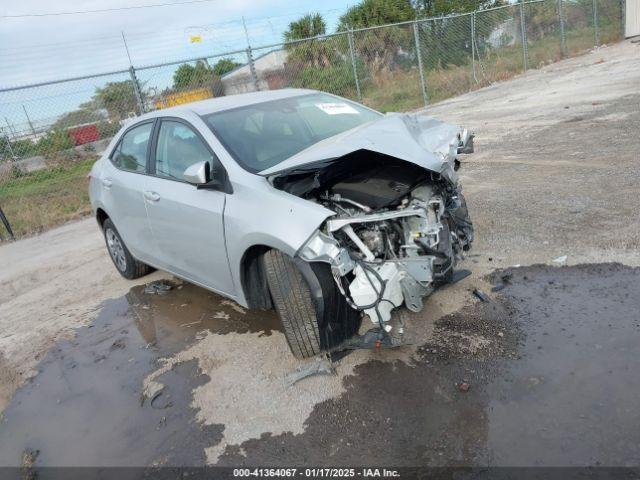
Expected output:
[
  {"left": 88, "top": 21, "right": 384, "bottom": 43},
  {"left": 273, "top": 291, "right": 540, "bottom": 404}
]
[{"left": 0, "top": 39, "right": 639, "bottom": 468}]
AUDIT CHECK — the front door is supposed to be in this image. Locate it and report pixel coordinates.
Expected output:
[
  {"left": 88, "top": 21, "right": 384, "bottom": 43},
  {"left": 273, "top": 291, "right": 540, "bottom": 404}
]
[{"left": 143, "top": 118, "right": 234, "bottom": 295}]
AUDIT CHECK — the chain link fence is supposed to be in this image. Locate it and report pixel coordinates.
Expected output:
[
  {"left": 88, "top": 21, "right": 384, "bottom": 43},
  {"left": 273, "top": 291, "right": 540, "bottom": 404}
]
[{"left": 0, "top": 0, "right": 626, "bottom": 239}]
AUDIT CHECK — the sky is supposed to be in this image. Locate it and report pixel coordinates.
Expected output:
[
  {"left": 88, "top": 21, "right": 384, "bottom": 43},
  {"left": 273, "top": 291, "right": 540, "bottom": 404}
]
[{"left": 0, "top": 0, "right": 352, "bottom": 131}]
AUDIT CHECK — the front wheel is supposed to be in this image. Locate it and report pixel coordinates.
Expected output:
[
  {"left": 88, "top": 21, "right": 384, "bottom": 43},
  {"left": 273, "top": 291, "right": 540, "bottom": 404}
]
[
  {"left": 262, "top": 250, "right": 361, "bottom": 359},
  {"left": 103, "top": 219, "right": 153, "bottom": 280}
]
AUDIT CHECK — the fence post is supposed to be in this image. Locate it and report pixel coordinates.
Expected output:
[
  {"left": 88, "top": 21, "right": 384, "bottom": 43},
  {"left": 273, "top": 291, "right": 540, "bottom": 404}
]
[
  {"left": 246, "top": 47, "right": 260, "bottom": 91},
  {"left": 520, "top": 1, "right": 528, "bottom": 72},
  {"left": 471, "top": 13, "right": 477, "bottom": 83},
  {"left": 592, "top": 0, "right": 600, "bottom": 46},
  {"left": 558, "top": 0, "right": 568, "bottom": 57},
  {"left": 413, "top": 21, "right": 429, "bottom": 108},
  {"left": 129, "top": 66, "right": 145, "bottom": 115},
  {"left": 347, "top": 30, "right": 362, "bottom": 101}
]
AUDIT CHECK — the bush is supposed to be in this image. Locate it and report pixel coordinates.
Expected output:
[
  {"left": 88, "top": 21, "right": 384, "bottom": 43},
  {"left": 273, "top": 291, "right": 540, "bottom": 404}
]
[
  {"left": 96, "top": 120, "right": 120, "bottom": 139},
  {"left": 290, "top": 62, "right": 357, "bottom": 97},
  {"left": 9, "top": 163, "right": 26, "bottom": 180},
  {"left": 36, "top": 129, "right": 75, "bottom": 158}
]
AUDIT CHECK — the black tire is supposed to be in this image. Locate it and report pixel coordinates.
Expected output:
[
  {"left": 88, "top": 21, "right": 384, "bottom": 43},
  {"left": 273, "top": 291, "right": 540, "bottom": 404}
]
[
  {"left": 103, "top": 218, "right": 152, "bottom": 280},
  {"left": 262, "top": 250, "right": 361, "bottom": 359}
]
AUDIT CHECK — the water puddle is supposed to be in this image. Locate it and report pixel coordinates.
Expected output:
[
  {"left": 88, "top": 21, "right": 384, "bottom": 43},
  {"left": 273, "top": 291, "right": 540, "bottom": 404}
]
[{"left": 0, "top": 280, "right": 280, "bottom": 467}]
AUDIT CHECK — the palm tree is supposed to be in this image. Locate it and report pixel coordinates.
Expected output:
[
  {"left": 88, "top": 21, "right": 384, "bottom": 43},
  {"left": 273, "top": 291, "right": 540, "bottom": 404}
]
[
  {"left": 284, "top": 14, "right": 333, "bottom": 68},
  {"left": 284, "top": 14, "right": 327, "bottom": 42}
]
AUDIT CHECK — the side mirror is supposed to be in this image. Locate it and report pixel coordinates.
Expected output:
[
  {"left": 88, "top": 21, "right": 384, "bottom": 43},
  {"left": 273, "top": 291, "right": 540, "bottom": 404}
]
[{"left": 183, "top": 161, "right": 210, "bottom": 185}]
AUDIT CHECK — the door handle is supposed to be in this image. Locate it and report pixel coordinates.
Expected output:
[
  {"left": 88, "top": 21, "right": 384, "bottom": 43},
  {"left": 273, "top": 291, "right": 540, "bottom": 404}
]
[
  {"left": 144, "top": 191, "right": 161, "bottom": 202},
  {"left": 102, "top": 178, "right": 113, "bottom": 188}
]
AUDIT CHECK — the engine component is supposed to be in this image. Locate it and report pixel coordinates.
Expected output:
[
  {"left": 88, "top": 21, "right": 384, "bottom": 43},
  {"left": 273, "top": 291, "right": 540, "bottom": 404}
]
[
  {"left": 359, "top": 228, "right": 384, "bottom": 258},
  {"left": 330, "top": 164, "right": 423, "bottom": 209},
  {"left": 348, "top": 262, "right": 404, "bottom": 324},
  {"left": 326, "top": 206, "right": 427, "bottom": 233},
  {"left": 399, "top": 274, "right": 430, "bottom": 312}
]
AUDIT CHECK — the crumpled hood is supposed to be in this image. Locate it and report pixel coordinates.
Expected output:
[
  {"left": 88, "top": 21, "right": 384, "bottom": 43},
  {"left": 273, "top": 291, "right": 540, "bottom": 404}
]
[{"left": 259, "top": 112, "right": 468, "bottom": 178}]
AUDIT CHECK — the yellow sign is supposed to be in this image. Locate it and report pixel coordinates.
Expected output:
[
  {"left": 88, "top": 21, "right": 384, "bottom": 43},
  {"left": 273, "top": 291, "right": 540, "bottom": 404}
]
[
  {"left": 189, "top": 35, "right": 203, "bottom": 43},
  {"left": 155, "top": 87, "right": 213, "bottom": 109}
]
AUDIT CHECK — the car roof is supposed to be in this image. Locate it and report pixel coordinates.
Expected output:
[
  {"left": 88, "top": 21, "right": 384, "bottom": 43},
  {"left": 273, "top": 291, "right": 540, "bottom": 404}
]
[{"left": 137, "top": 88, "right": 319, "bottom": 121}]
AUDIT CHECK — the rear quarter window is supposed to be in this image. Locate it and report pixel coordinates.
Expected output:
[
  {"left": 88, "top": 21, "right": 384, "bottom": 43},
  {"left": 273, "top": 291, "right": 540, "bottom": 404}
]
[{"left": 110, "top": 122, "right": 153, "bottom": 173}]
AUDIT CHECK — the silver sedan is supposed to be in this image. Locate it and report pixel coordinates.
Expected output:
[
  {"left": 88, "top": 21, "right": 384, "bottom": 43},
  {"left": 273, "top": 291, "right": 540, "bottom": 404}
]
[{"left": 89, "top": 89, "right": 474, "bottom": 358}]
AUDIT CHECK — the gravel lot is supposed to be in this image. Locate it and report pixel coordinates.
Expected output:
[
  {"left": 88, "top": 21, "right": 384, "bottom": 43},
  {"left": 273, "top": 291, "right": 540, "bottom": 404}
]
[{"left": 0, "top": 39, "right": 639, "bottom": 469}]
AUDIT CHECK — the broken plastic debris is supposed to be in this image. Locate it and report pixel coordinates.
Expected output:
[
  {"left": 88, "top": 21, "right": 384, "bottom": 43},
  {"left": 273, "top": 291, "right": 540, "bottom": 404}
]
[
  {"left": 448, "top": 269, "right": 472, "bottom": 284},
  {"left": 473, "top": 289, "right": 490, "bottom": 302},
  {"left": 285, "top": 356, "right": 336, "bottom": 387},
  {"left": 144, "top": 281, "right": 173, "bottom": 295},
  {"left": 552, "top": 255, "right": 568, "bottom": 265}
]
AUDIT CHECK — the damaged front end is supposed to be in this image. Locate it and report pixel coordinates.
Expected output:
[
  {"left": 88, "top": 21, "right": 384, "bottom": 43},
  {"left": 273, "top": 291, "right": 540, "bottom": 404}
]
[{"left": 268, "top": 114, "right": 474, "bottom": 332}]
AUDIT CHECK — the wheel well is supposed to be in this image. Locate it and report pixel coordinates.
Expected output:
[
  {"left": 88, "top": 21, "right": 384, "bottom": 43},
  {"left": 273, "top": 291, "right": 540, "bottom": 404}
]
[
  {"left": 240, "top": 245, "right": 273, "bottom": 310},
  {"left": 96, "top": 208, "right": 109, "bottom": 228}
]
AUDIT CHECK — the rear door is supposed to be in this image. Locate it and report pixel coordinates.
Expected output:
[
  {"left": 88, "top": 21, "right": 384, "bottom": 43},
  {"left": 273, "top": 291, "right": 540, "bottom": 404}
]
[
  {"left": 143, "top": 118, "right": 234, "bottom": 295},
  {"left": 101, "top": 121, "right": 155, "bottom": 262}
]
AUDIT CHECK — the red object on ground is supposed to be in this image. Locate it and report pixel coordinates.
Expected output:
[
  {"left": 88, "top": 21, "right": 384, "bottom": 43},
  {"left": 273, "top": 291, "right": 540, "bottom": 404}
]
[{"left": 68, "top": 124, "right": 100, "bottom": 146}]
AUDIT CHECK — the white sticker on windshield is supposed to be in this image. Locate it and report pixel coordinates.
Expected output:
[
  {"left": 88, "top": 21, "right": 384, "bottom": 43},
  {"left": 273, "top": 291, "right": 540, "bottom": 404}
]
[{"left": 315, "top": 102, "right": 359, "bottom": 115}]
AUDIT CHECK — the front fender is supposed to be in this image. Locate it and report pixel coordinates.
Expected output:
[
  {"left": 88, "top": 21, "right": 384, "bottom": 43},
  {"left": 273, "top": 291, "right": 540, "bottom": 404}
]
[{"left": 223, "top": 177, "right": 334, "bottom": 307}]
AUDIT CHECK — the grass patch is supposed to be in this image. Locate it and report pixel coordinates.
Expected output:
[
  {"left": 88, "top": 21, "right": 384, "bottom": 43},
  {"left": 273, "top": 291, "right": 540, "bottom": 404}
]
[{"left": 0, "top": 157, "right": 97, "bottom": 238}]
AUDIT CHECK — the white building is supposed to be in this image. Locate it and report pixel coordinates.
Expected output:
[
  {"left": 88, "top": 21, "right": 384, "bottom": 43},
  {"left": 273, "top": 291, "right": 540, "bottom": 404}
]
[{"left": 221, "top": 49, "right": 289, "bottom": 95}]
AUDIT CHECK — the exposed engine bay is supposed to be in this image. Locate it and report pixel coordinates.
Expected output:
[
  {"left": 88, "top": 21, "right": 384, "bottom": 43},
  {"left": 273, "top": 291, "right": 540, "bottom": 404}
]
[{"left": 271, "top": 125, "right": 475, "bottom": 332}]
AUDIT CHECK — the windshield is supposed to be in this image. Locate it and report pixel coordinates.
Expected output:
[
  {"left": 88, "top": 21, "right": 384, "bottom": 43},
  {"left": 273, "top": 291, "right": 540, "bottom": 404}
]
[{"left": 202, "top": 93, "right": 382, "bottom": 173}]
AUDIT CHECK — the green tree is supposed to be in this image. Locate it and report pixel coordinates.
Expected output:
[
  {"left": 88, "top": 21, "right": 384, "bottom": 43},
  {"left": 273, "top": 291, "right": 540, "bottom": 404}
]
[
  {"left": 172, "top": 60, "right": 214, "bottom": 90},
  {"left": 337, "top": 0, "right": 416, "bottom": 73},
  {"left": 52, "top": 101, "right": 104, "bottom": 129},
  {"left": 285, "top": 13, "right": 327, "bottom": 41},
  {"left": 283, "top": 13, "right": 335, "bottom": 68},
  {"left": 338, "top": 0, "right": 415, "bottom": 29},
  {"left": 415, "top": 0, "right": 505, "bottom": 69},
  {"left": 93, "top": 81, "right": 140, "bottom": 120},
  {"left": 35, "top": 128, "right": 75, "bottom": 158},
  {"left": 413, "top": 0, "right": 502, "bottom": 18},
  {"left": 212, "top": 58, "right": 241, "bottom": 76}
]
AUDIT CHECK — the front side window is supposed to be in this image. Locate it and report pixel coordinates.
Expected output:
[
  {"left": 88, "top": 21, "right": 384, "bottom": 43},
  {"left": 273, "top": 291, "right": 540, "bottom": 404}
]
[
  {"left": 155, "top": 121, "right": 215, "bottom": 181},
  {"left": 111, "top": 122, "right": 153, "bottom": 173},
  {"left": 202, "top": 93, "right": 382, "bottom": 173}
]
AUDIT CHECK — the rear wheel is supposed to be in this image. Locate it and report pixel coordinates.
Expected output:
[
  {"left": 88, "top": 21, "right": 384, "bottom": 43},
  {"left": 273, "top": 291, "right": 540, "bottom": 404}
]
[
  {"left": 262, "top": 249, "right": 361, "bottom": 359},
  {"left": 103, "top": 219, "right": 152, "bottom": 280}
]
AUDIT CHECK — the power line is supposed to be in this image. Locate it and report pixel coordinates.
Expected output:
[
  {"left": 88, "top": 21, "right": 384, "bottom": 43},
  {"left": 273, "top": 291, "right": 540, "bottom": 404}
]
[
  {"left": 0, "top": 7, "right": 344, "bottom": 51},
  {"left": 0, "top": 0, "right": 223, "bottom": 18}
]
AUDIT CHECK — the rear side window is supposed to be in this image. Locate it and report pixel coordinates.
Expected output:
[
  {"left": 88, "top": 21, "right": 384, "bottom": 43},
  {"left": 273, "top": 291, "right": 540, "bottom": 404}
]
[
  {"left": 111, "top": 122, "right": 153, "bottom": 173},
  {"left": 154, "top": 121, "right": 215, "bottom": 181}
]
